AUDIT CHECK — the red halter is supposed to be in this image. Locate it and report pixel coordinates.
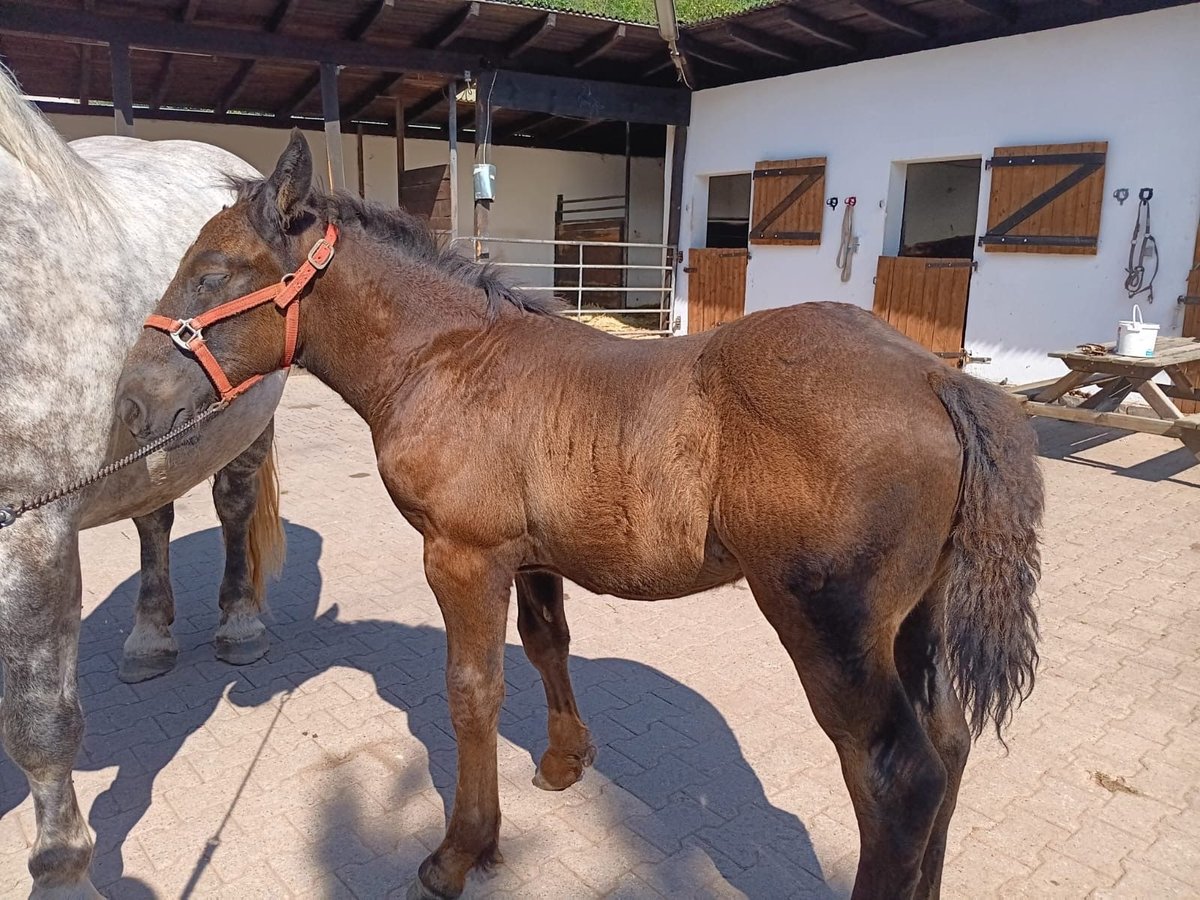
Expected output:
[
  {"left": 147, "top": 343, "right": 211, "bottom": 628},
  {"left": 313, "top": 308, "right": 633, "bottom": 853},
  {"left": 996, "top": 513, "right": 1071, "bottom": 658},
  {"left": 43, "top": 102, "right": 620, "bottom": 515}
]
[{"left": 145, "top": 224, "right": 338, "bottom": 401}]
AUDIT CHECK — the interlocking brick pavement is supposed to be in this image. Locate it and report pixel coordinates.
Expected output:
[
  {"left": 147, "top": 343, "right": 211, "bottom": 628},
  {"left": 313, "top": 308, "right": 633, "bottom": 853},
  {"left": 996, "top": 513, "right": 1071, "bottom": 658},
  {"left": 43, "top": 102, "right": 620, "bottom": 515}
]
[{"left": 2, "top": 371, "right": 1198, "bottom": 898}]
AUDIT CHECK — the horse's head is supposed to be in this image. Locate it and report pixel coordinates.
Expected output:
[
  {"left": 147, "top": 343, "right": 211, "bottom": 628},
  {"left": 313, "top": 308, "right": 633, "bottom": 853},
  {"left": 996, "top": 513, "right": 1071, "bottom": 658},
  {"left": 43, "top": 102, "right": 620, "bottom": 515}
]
[{"left": 116, "top": 130, "right": 321, "bottom": 441}]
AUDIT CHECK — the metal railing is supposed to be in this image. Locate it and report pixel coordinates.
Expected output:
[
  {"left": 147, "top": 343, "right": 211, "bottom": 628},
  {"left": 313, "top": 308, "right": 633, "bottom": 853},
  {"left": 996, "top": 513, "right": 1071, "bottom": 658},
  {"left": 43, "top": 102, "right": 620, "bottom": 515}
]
[{"left": 451, "top": 235, "right": 675, "bottom": 337}]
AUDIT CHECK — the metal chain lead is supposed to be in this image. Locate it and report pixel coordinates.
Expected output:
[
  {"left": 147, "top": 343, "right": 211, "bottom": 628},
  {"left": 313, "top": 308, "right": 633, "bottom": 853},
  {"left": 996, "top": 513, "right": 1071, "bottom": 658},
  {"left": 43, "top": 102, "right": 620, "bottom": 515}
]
[{"left": 0, "top": 400, "right": 229, "bottom": 530}]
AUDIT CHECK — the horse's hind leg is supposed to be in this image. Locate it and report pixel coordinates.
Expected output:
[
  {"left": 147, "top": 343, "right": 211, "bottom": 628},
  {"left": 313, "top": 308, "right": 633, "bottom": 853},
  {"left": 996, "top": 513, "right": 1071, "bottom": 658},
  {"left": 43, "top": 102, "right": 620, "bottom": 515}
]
[
  {"left": 0, "top": 526, "right": 100, "bottom": 897},
  {"left": 119, "top": 503, "right": 179, "bottom": 683},
  {"left": 515, "top": 572, "right": 595, "bottom": 791},
  {"left": 750, "top": 571, "right": 946, "bottom": 900},
  {"left": 213, "top": 423, "right": 280, "bottom": 666},
  {"left": 894, "top": 589, "right": 971, "bottom": 900}
]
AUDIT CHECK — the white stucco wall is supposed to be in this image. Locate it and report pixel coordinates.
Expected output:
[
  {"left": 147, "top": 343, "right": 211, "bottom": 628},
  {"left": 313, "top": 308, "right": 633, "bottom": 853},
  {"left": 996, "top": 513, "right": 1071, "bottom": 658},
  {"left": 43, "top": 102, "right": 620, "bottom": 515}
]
[
  {"left": 47, "top": 114, "right": 665, "bottom": 302},
  {"left": 677, "top": 6, "right": 1200, "bottom": 383}
]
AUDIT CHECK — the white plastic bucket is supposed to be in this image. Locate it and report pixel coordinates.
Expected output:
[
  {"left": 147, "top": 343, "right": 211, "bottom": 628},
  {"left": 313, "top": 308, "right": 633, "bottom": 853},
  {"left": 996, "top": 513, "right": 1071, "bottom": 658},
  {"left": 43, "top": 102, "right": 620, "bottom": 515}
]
[{"left": 1115, "top": 305, "right": 1159, "bottom": 358}]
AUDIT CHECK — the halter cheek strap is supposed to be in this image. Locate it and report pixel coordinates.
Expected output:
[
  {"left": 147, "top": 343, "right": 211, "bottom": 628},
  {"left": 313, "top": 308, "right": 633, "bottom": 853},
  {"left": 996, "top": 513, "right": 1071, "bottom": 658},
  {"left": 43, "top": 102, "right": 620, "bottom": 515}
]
[{"left": 145, "top": 223, "right": 338, "bottom": 401}]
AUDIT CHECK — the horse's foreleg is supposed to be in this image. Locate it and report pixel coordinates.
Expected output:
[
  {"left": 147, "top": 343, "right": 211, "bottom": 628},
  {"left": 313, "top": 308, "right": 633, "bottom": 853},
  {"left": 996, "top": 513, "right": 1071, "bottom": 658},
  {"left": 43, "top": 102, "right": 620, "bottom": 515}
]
[
  {"left": 0, "top": 525, "right": 100, "bottom": 898},
  {"left": 515, "top": 571, "right": 595, "bottom": 791},
  {"left": 212, "top": 424, "right": 276, "bottom": 666},
  {"left": 119, "top": 503, "right": 179, "bottom": 683},
  {"left": 410, "top": 539, "right": 514, "bottom": 900}
]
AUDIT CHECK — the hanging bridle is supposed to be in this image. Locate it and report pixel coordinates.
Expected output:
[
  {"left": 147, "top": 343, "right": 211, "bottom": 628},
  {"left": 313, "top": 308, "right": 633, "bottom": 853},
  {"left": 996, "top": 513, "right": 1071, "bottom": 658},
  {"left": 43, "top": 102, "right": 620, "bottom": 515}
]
[{"left": 144, "top": 223, "right": 338, "bottom": 401}]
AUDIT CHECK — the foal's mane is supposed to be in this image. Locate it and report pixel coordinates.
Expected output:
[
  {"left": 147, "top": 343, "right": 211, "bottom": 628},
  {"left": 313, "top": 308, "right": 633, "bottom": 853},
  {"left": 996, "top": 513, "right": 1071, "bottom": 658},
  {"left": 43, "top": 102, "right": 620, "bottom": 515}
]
[{"left": 229, "top": 176, "right": 560, "bottom": 319}]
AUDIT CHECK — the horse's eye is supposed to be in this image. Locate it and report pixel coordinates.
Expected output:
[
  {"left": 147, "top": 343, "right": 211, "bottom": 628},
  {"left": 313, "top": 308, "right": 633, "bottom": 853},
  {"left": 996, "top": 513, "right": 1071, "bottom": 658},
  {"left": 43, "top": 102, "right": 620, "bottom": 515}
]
[{"left": 198, "top": 273, "right": 230, "bottom": 292}]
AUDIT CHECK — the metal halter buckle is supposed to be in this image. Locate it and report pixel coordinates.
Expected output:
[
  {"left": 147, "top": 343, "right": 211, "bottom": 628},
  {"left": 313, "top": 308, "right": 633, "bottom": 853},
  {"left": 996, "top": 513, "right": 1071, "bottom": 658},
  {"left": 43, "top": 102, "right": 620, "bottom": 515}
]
[
  {"left": 170, "top": 319, "right": 203, "bottom": 351},
  {"left": 307, "top": 238, "right": 335, "bottom": 270}
]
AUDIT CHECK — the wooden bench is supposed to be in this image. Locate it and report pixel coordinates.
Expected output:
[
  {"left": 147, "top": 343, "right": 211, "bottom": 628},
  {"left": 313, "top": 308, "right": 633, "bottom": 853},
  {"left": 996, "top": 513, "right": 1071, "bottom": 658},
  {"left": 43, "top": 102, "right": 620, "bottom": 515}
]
[{"left": 1008, "top": 336, "right": 1200, "bottom": 461}]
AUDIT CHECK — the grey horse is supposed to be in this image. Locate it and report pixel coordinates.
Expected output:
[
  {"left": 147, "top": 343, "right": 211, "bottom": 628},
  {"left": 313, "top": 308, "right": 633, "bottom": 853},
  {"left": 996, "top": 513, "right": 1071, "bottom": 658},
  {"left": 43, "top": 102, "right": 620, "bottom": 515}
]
[{"left": 0, "top": 68, "right": 287, "bottom": 897}]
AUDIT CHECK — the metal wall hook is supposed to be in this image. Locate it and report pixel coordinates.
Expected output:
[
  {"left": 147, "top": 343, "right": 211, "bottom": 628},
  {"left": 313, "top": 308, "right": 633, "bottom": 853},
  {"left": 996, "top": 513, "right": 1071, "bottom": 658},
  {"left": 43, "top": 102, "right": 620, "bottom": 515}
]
[{"left": 1113, "top": 188, "right": 1129, "bottom": 205}]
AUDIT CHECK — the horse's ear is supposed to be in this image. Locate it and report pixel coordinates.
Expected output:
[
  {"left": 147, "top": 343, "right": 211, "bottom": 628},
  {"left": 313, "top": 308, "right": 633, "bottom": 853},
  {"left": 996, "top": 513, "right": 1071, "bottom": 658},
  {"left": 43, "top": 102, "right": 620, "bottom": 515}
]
[{"left": 264, "top": 129, "right": 312, "bottom": 229}]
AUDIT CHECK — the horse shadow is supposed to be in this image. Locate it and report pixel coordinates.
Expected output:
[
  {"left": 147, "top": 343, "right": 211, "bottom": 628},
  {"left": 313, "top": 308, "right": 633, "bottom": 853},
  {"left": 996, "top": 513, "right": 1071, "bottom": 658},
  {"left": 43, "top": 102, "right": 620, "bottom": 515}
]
[{"left": 0, "top": 521, "right": 833, "bottom": 898}]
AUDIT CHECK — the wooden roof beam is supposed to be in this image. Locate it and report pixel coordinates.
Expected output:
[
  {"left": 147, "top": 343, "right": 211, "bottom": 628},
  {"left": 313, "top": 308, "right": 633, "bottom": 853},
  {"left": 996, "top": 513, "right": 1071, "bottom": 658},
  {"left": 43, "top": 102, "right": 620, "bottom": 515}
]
[
  {"left": 500, "top": 111, "right": 555, "bottom": 137},
  {"left": 501, "top": 12, "right": 555, "bottom": 61},
  {"left": 725, "top": 23, "right": 805, "bottom": 63},
  {"left": 405, "top": 87, "right": 448, "bottom": 124},
  {"left": 955, "top": 0, "right": 1018, "bottom": 22},
  {"left": 215, "top": 0, "right": 296, "bottom": 114},
  {"left": 850, "top": 0, "right": 937, "bottom": 38},
  {"left": 149, "top": 0, "right": 203, "bottom": 110},
  {"left": 340, "top": 4, "right": 477, "bottom": 124},
  {"left": 780, "top": 5, "right": 864, "bottom": 51},
  {"left": 343, "top": 71, "right": 404, "bottom": 121},
  {"left": 572, "top": 23, "right": 626, "bottom": 69},
  {"left": 1, "top": 2, "right": 476, "bottom": 74},
  {"left": 422, "top": 1, "right": 480, "bottom": 49},
  {"left": 275, "top": 0, "right": 412, "bottom": 121},
  {"left": 677, "top": 34, "right": 751, "bottom": 72},
  {"left": 554, "top": 118, "right": 602, "bottom": 141}
]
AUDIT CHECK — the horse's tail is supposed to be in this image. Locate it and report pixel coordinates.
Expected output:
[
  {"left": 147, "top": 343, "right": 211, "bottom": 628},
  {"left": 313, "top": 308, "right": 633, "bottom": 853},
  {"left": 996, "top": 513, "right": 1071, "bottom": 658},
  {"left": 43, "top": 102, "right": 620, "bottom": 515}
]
[
  {"left": 246, "top": 431, "right": 286, "bottom": 610},
  {"left": 929, "top": 368, "right": 1043, "bottom": 742}
]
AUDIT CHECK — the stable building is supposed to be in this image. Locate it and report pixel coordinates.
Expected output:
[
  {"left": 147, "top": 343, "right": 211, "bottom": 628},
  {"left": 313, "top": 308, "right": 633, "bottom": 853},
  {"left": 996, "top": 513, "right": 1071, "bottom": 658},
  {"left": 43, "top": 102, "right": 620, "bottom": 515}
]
[{"left": 672, "top": 1, "right": 1199, "bottom": 385}]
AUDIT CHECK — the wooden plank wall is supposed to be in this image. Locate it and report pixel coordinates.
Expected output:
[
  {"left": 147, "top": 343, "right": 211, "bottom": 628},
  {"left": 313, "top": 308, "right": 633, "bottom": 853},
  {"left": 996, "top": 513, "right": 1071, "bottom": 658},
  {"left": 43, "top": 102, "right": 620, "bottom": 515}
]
[
  {"left": 985, "top": 141, "right": 1107, "bottom": 255},
  {"left": 872, "top": 256, "right": 971, "bottom": 362},
  {"left": 400, "top": 163, "right": 453, "bottom": 234},
  {"left": 687, "top": 248, "right": 748, "bottom": 334}
]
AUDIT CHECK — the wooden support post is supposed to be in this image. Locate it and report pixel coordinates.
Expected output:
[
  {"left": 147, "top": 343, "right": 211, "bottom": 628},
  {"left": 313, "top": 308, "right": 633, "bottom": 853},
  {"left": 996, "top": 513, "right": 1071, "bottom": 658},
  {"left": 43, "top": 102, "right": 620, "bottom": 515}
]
[
  {"left": 664, "top": 124, "right": 688, "bottom": 332},
  {"left": 448, "top": 79, "right": 459, "bottom": 241},
  {"left": 319, "top": 62, "right": 345, "bottom": 191},
  {"left": 473, "top": 71, "right": 494, "bottom": 260},
  {"left": 623, "top": 120, "right": 632, "bottom": 284},
  {"left": 356, "top": 122, "right": 366, "bottom": 198},
  {"left": 394, "top": 95, "right": 405, "bottom": 207},
  {"left": 666, "top": 124, "right": 687, "bottom": 252},
  {"left": 109, "top": 40, "right": 134, "bottom": 136}
]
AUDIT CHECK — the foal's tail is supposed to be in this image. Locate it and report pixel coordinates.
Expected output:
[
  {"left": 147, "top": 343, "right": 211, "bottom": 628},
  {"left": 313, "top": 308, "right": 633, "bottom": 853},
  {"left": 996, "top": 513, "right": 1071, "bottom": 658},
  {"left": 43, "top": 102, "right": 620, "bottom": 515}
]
[
  {"left": 247, "top": 433, "right": 286, "bottom": 610},
  {"left": 930, "top": 369, "right": 1043, "bottom": 742}
]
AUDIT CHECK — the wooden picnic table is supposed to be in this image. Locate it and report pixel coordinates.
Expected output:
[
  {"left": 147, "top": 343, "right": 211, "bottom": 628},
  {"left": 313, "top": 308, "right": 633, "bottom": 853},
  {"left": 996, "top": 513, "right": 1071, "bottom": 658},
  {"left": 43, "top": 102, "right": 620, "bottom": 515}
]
[{"left": 1008, "top": 335, "right": 1200, "bottom": 461}]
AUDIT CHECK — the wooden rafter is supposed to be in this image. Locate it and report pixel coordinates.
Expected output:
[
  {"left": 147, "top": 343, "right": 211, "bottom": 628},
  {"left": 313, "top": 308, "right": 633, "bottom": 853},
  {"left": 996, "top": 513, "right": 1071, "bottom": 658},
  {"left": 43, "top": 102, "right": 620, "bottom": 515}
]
[
  {"left": 780, "top": 5, "right": 863, "bottom": 50},
  {"left": 725, "top": 23, "right": 805, "bottom": 62},
  {"left": 677, "top": 34, "right": 751, "bottom": 71},
  {"left": 215, "top": 0, "right": 296, "bottom": 114},
  {"left": 338, "top": 3, "right": 479, "bottom": 123},
  {"left": 955, "top": 0, "right": 1017, "bottom": 22},
  {"left": 150, "top": 0, "right": 202, "bottom": 109},
  {"left": 343, "top": 72, "right": 405, "bottom": 121},
  {"left": 850, "top": 0, "right": 937, "bottom": 38},
  {"left": 572, "top": 23, "right": 626, "bottom": 68},
  {"left": 502, "top": 12, "right": 555, "bottom": 60},
  {"left": 501, "top": 111, "right": 555, "bottom": 137}
]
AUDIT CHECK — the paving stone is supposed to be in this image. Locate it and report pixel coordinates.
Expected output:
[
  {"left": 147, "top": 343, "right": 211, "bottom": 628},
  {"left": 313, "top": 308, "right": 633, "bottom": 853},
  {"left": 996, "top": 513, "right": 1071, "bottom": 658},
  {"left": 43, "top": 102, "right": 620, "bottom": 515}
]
[{"left": 2, "top": 376, "right": 1198, "bottom": 897}]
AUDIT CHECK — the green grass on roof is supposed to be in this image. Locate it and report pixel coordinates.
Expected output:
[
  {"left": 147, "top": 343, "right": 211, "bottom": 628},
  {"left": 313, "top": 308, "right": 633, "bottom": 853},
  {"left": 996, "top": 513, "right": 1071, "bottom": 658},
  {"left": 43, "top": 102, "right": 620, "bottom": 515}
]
[{"left": 507, "top": 0, "right": 772, "bottom": 25}]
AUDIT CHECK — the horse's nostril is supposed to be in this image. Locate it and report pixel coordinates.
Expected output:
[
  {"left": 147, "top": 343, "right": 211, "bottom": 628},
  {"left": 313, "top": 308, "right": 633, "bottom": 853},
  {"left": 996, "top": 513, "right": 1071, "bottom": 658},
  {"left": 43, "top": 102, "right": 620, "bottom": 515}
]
[{"left": 119, "top": 395, "right": 145, "bottom": 432}]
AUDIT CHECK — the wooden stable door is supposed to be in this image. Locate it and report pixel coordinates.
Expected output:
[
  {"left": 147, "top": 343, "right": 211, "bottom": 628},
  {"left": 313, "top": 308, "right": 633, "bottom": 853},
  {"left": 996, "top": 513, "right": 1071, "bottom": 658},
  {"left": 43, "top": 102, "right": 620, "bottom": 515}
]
[
  {"left": 686, "top": 248, "right": 748, "bottom": 334},
  {"left": 1179, "top": 219, "right": 1200, "bottom": 414},
  {"left": 872, "top": 256, "right": 972, "bottom": 364}
]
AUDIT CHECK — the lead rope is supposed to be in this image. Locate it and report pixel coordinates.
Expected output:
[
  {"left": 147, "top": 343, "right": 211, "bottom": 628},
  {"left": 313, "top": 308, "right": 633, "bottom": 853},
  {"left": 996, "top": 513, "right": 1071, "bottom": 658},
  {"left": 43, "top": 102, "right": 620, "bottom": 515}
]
[
  {"left": 0, "top": 399, "right": 228, "bottom": 530},
  {"left": 836, "top": 197, "right": 858, "bottom": 284},
  {"left": 1124, "top": 188, "right": 1158, "bottom": 302}
]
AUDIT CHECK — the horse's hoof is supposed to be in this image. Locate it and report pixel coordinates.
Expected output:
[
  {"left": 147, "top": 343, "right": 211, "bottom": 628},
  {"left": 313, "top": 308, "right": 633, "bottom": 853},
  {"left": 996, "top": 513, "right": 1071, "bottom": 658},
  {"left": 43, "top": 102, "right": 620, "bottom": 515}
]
[
  {"left": 532, "top": 764, "right": 581, "bottom": 792},
  {"left": 215, "top": 631, "right": 269, "bottom": 666},
  {"left": 29, "top": 878, "right": 105, "bottom": 899},
  {"left": 406, "top": 878, "right": 450, "bottom": 900},
  {"left": 118, "top": 651, "right": 178, "bottom": 684}
]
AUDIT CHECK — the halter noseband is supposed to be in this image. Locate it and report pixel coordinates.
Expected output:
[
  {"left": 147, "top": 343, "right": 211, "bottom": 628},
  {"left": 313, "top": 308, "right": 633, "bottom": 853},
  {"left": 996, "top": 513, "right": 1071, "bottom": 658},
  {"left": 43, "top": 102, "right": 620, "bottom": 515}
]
[{"left": 144, "top": 223, "right": 338, "bottom": 401}]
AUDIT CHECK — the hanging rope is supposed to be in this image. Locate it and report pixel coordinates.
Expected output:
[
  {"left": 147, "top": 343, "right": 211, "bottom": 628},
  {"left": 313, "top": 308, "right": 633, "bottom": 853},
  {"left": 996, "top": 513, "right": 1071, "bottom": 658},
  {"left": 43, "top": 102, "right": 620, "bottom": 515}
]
[
  {"left": 1124, "top": 188, "right": 1159, "bottom": 302},
  {"left": 836, "top": 197, "right": 858, "bottom": 283}
]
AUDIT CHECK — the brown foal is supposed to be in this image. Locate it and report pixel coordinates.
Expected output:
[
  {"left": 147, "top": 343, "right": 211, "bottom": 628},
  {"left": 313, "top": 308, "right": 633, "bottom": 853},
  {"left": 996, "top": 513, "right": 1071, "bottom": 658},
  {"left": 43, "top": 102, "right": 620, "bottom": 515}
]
[{"left": 115, "top": 132, "right": 1043, "bottom": 900}]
